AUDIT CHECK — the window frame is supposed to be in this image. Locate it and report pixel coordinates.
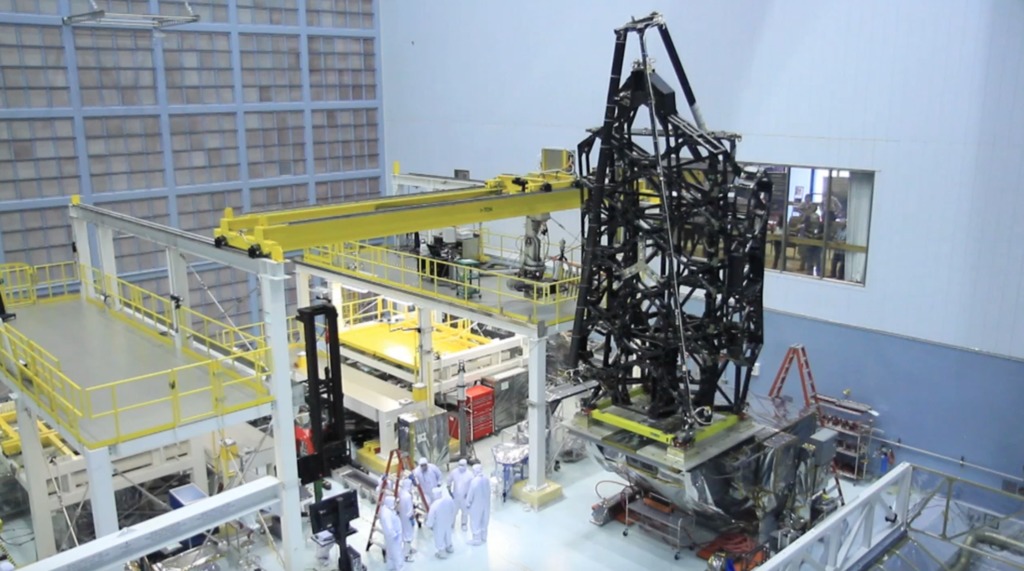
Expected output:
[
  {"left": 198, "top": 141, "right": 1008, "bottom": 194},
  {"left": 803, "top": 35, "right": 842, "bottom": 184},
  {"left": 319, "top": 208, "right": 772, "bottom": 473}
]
[{"left": 744, "top": 162, "right": 874, "bottom": 286}]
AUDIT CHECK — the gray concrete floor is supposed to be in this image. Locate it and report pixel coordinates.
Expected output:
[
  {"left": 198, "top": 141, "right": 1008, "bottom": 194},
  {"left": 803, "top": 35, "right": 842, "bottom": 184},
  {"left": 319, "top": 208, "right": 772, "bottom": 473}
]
[{"left": 7, "top": 300, "right": 265, "bottom": 445}]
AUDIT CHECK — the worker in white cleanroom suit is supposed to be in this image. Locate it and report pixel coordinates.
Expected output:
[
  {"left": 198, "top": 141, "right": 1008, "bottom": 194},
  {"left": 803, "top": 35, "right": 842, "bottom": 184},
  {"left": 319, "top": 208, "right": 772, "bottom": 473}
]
[
  {"left": 397, "top": 477, "right": 417, "bottom": 561},
  {"left": 447, "top": 458, "right": 473, "bottom": 531},
  {"left": 375, "top": 472, "right": 393, "bottom": 500},
  {"left": 414, "top": 457, "right": 443, "bottom": 499},
  {"left": 380, "top": 495, "right": 405, "bottom": 570},
  {"left": 465, "top": 463, "right": 491, "bottom": 545},
  {"left": 424, "top": 486, "right": 456, "bottom": 558}
]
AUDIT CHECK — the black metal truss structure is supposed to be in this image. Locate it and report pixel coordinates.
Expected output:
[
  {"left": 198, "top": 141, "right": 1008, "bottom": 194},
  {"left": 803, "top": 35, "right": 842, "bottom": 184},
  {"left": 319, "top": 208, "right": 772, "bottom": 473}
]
[{"left": 569, "top": 13, "right": 772, "bottom": 434}]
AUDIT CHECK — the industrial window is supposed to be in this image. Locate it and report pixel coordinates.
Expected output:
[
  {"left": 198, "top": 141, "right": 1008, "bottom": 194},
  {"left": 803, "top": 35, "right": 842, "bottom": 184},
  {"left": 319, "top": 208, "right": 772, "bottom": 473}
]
[
  {"left": 169, "top": 114, "right": 240, "bottom": 186},
  {"left": 239, "top": 34, "right": 302, "bottom": 103},
  {"left": 306, "top": 0, "right": 374, "bottom": 29},
  {"left": 748, "top": 164, "right": 874, "bottom": 285},
  {"left": 236, "top": 0, "right": 298, "bottom": 26},
  {"left": 308, "top": 36, "right": 377, "bottom": 101},
  {"left": 0, "top": 24, "right": 69, "bottom": 109},
  {"left": 73, "top": 28, "right": 156, "bottom": 107},
  {"left": 157, "top": 0, "right": 229, "bottom": 23},
  {"left": 311, "top": 108, "right": 379, "bottom": 174},
  {"left": 104, "top": 198, "right": 170, "bottom": 273},
  {"left": 175, "top": 190, "right": 243, "bottom": 234},
  {"left": 84, "top": 116, "right": 165, "bottom": 193},
  {"left": 0, "top": 207, "right": 73, "bottom": 266},
  {"left": 315, "top": 177, "right": 380, "bottom": 204},
  {"left": 163, "top": 31, "right": 233, "bottom": 106},
  {"left": 245, "top": 111, "right": 306, "bottom": 180},
  {"left": 250, "top": 183, "right": 309, "bottom": 211},
  {"left": 0, "top": 119, "right": 79, "bottom": 201}
]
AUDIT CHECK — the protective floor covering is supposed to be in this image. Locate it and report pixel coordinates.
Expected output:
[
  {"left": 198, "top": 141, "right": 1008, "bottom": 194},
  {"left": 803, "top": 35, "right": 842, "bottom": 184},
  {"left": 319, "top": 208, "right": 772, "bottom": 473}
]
[{"left": 7, "top": 300, "right": 265, "bottom": 446}]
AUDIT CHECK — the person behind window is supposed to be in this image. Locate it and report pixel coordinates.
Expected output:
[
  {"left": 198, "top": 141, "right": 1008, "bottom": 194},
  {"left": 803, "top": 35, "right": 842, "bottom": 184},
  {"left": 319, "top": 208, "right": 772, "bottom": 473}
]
[
  {"left": 829, "top": 221, "right": 846, "bottom": 280},
  {"left": 798, "top": 202, "right": 823, "bottom": 276}
]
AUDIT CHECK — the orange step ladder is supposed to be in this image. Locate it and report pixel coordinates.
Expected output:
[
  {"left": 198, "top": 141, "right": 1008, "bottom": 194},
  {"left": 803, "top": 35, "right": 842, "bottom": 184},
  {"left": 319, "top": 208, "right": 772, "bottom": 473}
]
[
  {"left": 768, "top": 344, "right": 846, "bottom": 505},
  {"left": 365, "top": 449, "right": 431, "bottom": 553}
]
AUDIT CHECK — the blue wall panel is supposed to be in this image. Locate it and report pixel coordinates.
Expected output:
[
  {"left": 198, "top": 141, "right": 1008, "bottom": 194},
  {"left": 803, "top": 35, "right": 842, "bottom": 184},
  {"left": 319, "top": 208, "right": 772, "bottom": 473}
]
[{"left": 760, "top": 311, "right": 1024, "bottom": 486}]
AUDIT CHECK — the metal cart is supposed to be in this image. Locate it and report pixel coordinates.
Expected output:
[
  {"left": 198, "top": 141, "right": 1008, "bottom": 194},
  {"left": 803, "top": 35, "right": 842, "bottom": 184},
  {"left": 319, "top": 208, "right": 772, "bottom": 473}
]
[
  {"left": 491, "top": 442, "right": 528, "bottom": 502},
  {"left": 622, "top": 496, "right": 697, "bottom": 560}
]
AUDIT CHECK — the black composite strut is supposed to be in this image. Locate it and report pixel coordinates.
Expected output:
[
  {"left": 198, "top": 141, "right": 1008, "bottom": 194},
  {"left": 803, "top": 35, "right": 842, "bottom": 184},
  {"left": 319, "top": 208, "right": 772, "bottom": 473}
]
[{"left": 569, "top": 12, "right": 772, "bottom": 433}]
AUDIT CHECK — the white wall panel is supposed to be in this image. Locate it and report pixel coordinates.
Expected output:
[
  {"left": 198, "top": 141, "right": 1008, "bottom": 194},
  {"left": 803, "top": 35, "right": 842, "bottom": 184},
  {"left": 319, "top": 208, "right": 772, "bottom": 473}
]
[{"left": 381, "top": 0, "right": 1024, "bottom": 358}]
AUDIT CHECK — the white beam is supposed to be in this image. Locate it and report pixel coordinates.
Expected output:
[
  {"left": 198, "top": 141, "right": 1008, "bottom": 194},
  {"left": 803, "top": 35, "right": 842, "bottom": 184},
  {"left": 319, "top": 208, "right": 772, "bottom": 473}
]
[
  {"left": 19, "top": 477, "right": 281, "bottom": 571},
  {"left": 166, "top": 248, "right": 191, "bottom": 348},
  {"left": 96, "top": 226, "right": 120, "bottom": 307},
  {"left": 759, "top": 462, "right": 913, "bottom": 571},
  {"left": 69, "top": 203, "right": 264, "bottom": 274},
  {"left": 85, "top": 446, "right": 119, "bottom": 538},
  {"left": 258, "top": 259, "right": 303, "bottom": 571},
  {"left": 526, "top": 337, "right": 546, "bottom": 490},
  {"left": 296, "top": 268, "right": 311, "bottom": 308},
  {"left": 189, "top": 438, "right": 210, "bottom": 495},
  {"left": 14, "top": 397, "right": 56, "bottom": 559},
  {"left": 71, "top": 218, "right": 94, "bottom": 299}
]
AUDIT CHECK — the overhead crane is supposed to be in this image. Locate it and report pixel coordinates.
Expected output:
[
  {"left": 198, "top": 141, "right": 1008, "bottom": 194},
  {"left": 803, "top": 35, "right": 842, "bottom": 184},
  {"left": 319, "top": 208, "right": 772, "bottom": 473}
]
[{"left": 213, "top": 170, "right": 582, "bottom": 262}]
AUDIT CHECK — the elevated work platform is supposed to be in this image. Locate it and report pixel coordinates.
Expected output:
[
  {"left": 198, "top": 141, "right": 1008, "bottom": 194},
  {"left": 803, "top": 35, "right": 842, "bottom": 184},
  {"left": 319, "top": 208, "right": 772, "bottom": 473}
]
[
  {"left": 0, "top": 263, "right": 274, "bottom": 454},
  {"left": 301, "top": 241, "right": 578, "bottom": 332}
]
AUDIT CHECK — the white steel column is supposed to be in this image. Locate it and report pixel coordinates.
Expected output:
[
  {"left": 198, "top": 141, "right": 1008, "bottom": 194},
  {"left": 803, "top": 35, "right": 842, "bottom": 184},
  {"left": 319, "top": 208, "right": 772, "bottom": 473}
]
[
  {"left": 526, "top": 337, "right": 547, "bottom": 490},
  {"left": 418, "top": 308, "right": 433, "bottom": 392},
  {"left": 71, "top": 218, "right": 94, "bottom": 299},
  {"left": 258, "top": 259, "right": 302, "bottom": 571},
  {"left": 96, "top": 226, "right": 120, "bottom": 309},
  {"left": 295, "top": 268, "right": 311, "bottom": 308},
  {"left": 330, "top": 282, "right": 344, "bottom": 325},
  {"left": 85, "top": 446, "right": 119, "bottom": 537},
  {"left": 14, "top": 396, "right": 57, "bottom": 559},
  {"left": 166, "top": 249, "right": 190, "bottom": 352},
  {"left": 189, "top": 438, "right": 210, "bottom": 495}
]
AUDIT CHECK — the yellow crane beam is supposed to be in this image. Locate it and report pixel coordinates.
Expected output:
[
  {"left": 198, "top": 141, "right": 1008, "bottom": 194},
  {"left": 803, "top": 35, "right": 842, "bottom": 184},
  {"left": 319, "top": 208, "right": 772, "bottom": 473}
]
[{"left": 214, "top": 171, "right": 583, "bottom": 261}]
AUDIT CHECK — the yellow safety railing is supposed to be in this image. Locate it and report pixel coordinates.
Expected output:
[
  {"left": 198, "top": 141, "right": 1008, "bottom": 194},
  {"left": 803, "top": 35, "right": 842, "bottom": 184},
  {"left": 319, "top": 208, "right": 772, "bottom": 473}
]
[
  {"left": 477, "top": 228, "right": 584, "bottom": 268},
  {"left": 304, "top": 242, "right": 580, "bottom": 326},
  {"left": 33, "top": 261, "right": 80, "bottom": 301},
  {"left": 83, "top": 348, "right": 271, "bottom": 447},
  {"left": 0, "top": 264, "right": 276, "bottom": 449},
  {"left": 0, "top": 322, "right": 86, "bottom": 444},
  {"left": 84, "top": 266, "right": 265, "bottom": 358},
  {"left": 0, "top": 263, "right": 37, "bottom": 307}
]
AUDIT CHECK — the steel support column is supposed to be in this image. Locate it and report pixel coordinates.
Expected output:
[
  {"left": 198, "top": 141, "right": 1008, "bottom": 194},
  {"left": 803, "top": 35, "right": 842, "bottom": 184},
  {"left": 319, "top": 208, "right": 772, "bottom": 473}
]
[
  {"left": 526, "top": 337, "right": 547, "bottom": 490},
  {"left": 96, "top": 226, "right": 119, "bottom": 309},
  {"left": 258, "top": 259, "right": 303, "bottom": 571},
  {"left": 71, "top": 218, "right": 94, "bottom": 299},
  {"left": 14, "top": 396, "right": 57, "bottom": 559},
  {"left": 296, "top": 267, "right": 312, "bottom": 309},
  {"left": 418, "top": 308, "right": 433, "bottom": 392},
  {"left": 166, "top": 248, "right": 191, "bottom": 351},
  {"left": 85, "top": 446, "right": 119, "bottom": 538}
]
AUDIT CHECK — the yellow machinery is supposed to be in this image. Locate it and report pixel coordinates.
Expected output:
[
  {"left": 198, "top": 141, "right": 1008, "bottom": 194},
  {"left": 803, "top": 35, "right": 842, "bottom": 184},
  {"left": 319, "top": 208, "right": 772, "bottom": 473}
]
[{"left": 214, "top": 169, "right": 581, "bottom": 262}]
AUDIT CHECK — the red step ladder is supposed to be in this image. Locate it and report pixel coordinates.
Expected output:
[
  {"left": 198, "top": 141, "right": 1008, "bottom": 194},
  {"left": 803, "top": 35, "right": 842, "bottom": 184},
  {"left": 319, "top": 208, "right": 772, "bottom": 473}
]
[
  {"left": 768, "top": 344, "right": 846, "bottom": 505},
  {"left": 365, "top": 449, "right": 430, "bottom": 553}
]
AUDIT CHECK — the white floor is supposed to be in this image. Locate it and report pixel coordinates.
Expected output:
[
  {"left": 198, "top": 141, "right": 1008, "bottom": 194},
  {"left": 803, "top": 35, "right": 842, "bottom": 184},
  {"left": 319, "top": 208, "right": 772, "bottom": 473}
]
[{"left": 0, "top": 429, "right": 875, "bottom": 571}]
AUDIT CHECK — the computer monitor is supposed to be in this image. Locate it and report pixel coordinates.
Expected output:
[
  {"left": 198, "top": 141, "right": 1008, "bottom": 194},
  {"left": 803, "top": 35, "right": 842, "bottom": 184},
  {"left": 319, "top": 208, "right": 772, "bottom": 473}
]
[{"left": 309, "top": 489, "right": 359, "bottom": 536}]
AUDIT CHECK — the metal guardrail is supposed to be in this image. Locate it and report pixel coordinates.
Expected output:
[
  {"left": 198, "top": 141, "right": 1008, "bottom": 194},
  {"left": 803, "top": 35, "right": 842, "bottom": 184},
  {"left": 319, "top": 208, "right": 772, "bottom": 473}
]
[
  {"left": 0, "top": 263, "right": 273, "bottom": 450},
  {"left": 304, "top": 242, "right": 580, "bottom": 326}
]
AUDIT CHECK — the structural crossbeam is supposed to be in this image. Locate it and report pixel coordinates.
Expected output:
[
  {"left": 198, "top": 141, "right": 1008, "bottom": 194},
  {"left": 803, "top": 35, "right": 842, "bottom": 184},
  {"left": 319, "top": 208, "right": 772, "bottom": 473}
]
[{"left": 214, "top": 172, "right": 581, "bottom": 261}]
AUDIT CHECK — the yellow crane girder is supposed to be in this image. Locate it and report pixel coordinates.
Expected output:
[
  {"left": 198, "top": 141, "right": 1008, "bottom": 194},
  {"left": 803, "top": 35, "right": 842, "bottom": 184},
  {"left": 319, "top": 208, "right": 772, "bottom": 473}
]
[{"left": 214, "top": 171, "right": 583, "bottom": 261}]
